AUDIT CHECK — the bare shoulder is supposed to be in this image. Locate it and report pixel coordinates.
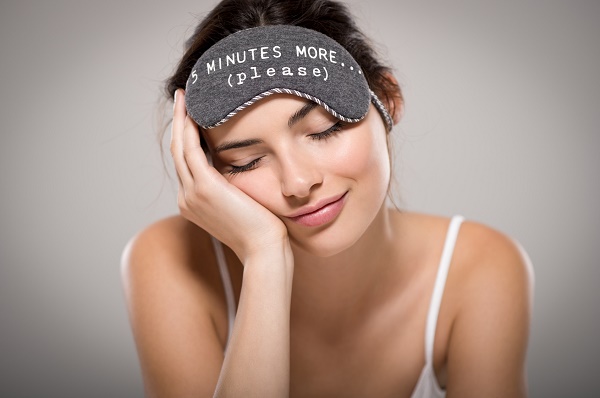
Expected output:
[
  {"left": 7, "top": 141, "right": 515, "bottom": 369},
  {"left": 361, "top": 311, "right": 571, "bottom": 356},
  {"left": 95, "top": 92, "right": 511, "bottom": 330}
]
[
  {"left": 452, "top": 218, "right": 534, "bottom": 299},
  {"left": 120, "top": 215, "right": 229, "bottom": 396},
  {"left": 121, "top": 215, "right": 214, "bottom": 279},
  {"left": 447, "top": 218, "right": 535, "bottom": 396},
  {"left": 391, "top": 211, "right": 534, "bottom": 290},
  {"left": 121, "top": 215, "right": 225, "bottom": 303},
  {"left": 447, "top": 217, "right": 535, "bottom": 340},
  {"left": 392, "top": 211, "right": 534, "bottom": 395},
  {"left": 120, "top": 214, "right": 230, "bottom": 336}
]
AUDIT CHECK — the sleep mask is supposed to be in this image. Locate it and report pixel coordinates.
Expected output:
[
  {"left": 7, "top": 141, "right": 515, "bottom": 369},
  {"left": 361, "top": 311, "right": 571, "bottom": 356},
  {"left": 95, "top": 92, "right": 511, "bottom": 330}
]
[{"left": 184, "top": 25, "right": 393, "bottom": 131}]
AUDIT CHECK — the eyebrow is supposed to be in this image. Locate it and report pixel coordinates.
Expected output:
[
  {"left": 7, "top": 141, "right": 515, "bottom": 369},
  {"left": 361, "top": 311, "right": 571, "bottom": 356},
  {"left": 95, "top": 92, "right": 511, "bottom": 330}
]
[
  {"left": 213, "top": 101, "right": 318, "bottom": 154},
  {"left": 214, "top": 138, "right": 264, "bottom": 154},
  {"left": 288, "top": 101, "right": 318, "bottom": 127}
]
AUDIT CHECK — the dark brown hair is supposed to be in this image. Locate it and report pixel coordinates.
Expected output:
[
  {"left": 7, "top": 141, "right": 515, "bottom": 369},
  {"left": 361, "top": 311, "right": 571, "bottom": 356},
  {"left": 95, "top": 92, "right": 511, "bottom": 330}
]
[{"left": 164, "top": 0, "right": 401, "bottom": 146}]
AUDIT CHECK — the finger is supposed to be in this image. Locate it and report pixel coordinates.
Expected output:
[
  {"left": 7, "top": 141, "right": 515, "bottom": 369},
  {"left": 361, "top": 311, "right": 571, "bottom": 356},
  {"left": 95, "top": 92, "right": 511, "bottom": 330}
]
[
  {"left": 182, "top": 114, "right": 212, "bottom": 179},
  {"left": 176, "top": 171, "right": 188, "bottom": 214},
  {"left": 170, "top": 89, "right": 194, "bottom": 185}
]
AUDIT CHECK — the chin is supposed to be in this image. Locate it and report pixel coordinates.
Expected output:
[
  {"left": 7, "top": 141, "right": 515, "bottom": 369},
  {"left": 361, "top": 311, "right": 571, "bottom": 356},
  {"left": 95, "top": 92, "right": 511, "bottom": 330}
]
[
  {"left": 286, "top": 216, "right": 367, "bottom": 259},
  {"left": 291, "top": 241, "right": 356, "bottom": 259},
  {"left": 290, "top": 238, "right": 351, "bottom": 258}
]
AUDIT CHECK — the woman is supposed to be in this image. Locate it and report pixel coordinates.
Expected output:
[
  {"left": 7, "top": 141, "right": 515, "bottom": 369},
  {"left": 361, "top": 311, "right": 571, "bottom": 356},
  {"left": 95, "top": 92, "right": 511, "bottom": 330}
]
[{"left": 121, "top": 0, "right": 534, "bottom": 396}]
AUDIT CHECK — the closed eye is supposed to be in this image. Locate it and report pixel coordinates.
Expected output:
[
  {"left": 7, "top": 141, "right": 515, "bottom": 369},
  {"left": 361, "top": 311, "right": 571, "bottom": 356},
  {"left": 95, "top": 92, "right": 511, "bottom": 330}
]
[
  {"left": 226, "top": 121, "right": 343, "bottom": 175},
  {"left": 228, "top": 156, "right": 264, "bottom": 175},
  {"left": 309, "top": 121, "right": 344, "bottom": 141}
]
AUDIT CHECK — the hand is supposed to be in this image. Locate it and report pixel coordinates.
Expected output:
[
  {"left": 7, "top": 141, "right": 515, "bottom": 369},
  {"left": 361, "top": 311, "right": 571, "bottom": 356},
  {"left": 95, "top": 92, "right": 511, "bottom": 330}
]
[{"left": 170, "top": 89, "right": 289, "bottom": 261}]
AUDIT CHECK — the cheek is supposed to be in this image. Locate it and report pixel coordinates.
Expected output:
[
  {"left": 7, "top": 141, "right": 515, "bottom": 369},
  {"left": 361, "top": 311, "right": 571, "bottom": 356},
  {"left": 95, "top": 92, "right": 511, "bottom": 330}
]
[
  {"left": 227, "top": 170, "right": 281, "bottom": 211},
  {"left": 325, "top": 126, "right": 390, "bottom": 189}
]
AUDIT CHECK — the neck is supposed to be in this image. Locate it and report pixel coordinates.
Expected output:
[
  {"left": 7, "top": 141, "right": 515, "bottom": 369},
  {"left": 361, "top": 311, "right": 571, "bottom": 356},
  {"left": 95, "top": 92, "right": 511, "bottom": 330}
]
[{"left": 289, "top": 205, "right": 400, "bottom": 330}]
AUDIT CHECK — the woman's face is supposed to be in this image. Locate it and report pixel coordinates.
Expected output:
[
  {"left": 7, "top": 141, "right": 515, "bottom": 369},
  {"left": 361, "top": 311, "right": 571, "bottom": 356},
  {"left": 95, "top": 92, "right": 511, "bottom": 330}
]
[{"left": 204, "top": 94, "right": 391, "bottom": 257}]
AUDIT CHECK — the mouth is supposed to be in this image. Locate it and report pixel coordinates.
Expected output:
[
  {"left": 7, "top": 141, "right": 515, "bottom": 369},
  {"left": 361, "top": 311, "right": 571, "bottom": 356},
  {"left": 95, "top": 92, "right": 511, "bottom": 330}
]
[{"left": 286, "top": 192, "right": 348, "bottom": 227}]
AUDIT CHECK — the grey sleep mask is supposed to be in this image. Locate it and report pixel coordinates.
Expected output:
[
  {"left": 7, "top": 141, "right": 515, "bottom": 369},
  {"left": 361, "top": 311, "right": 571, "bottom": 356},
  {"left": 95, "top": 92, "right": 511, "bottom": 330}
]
[{"left": 185, "top": 25, "right": 393, "bottom": 131}]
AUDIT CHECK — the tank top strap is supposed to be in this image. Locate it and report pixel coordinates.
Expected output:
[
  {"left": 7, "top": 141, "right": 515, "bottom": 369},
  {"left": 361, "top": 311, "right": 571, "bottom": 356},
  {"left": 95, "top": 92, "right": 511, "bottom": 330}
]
[
  {"left": 424, "top": 215, "right": 465, "bottom": 364},
  {"left": 210, "top": 236, "right": 237, "bottom": 348}
]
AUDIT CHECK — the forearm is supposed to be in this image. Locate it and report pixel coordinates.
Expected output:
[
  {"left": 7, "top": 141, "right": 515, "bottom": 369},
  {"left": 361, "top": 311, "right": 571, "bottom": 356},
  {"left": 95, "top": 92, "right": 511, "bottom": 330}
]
[{"left": 214, "top": 239, "right": 294, "bottom": 398}]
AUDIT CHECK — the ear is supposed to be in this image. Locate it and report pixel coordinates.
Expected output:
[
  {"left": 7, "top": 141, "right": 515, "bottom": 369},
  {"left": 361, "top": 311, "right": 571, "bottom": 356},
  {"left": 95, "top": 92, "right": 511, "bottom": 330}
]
[{"left": 383, "top": 72, "right": 404, "bottom": 125}]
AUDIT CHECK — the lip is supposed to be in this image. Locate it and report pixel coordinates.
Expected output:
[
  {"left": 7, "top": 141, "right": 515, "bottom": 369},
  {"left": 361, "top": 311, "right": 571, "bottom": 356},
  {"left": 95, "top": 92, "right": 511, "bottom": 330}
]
[{"left": 286, "top": 192, "right": 348, "bottom": 227}]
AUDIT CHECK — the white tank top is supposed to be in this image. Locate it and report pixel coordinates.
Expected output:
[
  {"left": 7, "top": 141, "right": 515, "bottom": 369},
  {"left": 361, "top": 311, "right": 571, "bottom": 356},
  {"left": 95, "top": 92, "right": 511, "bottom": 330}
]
[
  {"left": 410, "top": 215, "right": 464, "bottom": 398},
  {"left": 212, "top": 215, "right": 465, "bottom": 398}
]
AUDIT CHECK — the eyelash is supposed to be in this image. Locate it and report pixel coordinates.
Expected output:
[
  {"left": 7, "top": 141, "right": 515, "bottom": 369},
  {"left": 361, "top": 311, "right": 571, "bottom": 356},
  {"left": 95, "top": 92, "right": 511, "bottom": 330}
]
[
  {"left": 228, "top": 156, "right": 264, "bottom": 175},
  {"left": 227, "top": 121, "right": 344, "bottom": 175},
  {"left": 309, "top": 121, "right": 344, "bottom": 141}
]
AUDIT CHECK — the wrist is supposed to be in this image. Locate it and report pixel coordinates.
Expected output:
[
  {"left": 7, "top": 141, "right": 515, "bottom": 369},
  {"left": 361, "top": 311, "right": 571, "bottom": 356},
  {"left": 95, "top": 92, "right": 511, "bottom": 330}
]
[
  {"left": 240, "top": 230, "right": 292, "bottom": 263},
  {"left": 242, "top": 237, "right": 294, "bottom": 285}
]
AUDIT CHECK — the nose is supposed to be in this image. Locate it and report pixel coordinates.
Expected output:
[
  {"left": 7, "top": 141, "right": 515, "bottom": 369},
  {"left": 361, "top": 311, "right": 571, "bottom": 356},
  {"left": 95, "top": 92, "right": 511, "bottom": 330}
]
[{"left": 279, "top": 150, "right": 323, "bottom": 199}]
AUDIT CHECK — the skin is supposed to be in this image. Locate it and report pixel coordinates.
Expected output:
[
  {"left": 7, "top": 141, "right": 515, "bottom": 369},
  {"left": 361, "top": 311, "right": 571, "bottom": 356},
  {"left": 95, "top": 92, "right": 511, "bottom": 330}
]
[{"left": 121, "top": 88, "right": 534, "bottom": 397}]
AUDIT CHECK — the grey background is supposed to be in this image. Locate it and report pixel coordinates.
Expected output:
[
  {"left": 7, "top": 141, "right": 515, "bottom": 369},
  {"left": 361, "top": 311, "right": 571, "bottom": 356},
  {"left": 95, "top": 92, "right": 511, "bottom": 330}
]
[{"left": 0, "top": 0, "right": 598, "bottom": 397}]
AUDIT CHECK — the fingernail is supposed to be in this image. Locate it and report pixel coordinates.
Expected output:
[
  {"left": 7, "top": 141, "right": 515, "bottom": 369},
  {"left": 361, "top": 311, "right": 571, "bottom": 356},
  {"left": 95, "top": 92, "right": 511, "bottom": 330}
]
[{"left": 173, "top": 90, "right": 178, "bottom": 111}]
